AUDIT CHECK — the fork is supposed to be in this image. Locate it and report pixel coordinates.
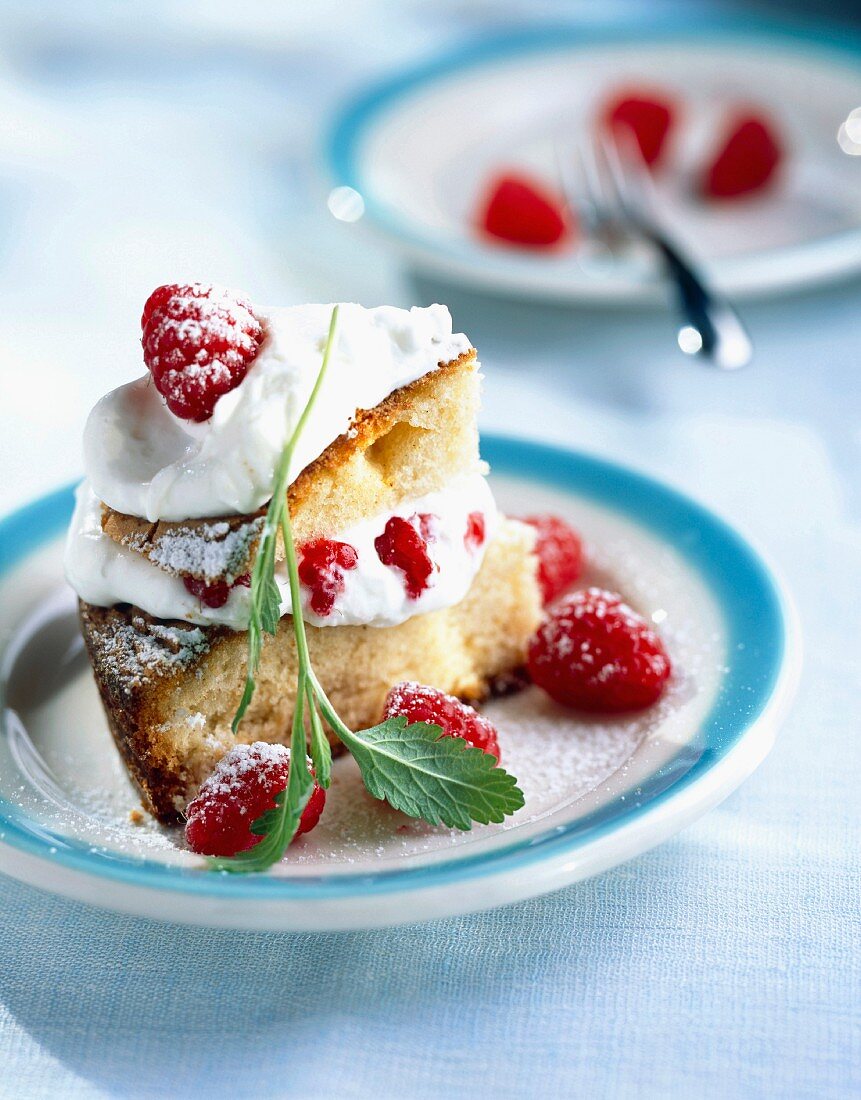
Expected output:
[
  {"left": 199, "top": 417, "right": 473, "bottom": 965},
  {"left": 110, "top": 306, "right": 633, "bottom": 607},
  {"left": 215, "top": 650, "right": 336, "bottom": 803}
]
[{"left": 558, "top": 130, "right": 752, "bottom": 371}]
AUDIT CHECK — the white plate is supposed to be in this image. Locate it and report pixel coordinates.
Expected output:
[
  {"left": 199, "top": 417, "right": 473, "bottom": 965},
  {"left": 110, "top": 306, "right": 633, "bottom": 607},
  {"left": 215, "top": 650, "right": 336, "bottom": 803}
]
[
  {"left": 0, "top": 438, "right": 800, "bottom": 930},
  {"left": 326, "top": 23, "right": 861, "bottom": 301}
]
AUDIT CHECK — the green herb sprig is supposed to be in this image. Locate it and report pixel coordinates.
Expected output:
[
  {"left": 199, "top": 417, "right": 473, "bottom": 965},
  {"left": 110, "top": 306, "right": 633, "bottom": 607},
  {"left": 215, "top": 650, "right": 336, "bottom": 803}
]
[{"left": 212, "top": 306, "right": 523, "bottom": 873}]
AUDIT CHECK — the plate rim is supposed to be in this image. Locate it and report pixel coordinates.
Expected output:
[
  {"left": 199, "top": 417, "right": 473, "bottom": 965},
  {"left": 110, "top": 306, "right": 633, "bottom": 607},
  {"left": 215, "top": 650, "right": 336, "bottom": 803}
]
[
  {"left": 0, "top": 434, "right": 801, "bottom": 915},
  {"left": 324, "top": 16, "right": 861, "bottom": 300}
]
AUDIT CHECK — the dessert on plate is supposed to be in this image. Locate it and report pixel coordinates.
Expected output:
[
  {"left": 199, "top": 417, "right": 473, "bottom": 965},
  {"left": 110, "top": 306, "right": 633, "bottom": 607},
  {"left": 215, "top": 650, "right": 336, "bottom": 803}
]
[
  {"left": 65, "top": 286, "right": 543, "bottom": 830},
  {"left": 65, "top": 283, "right": 671, "bottom": 868}
]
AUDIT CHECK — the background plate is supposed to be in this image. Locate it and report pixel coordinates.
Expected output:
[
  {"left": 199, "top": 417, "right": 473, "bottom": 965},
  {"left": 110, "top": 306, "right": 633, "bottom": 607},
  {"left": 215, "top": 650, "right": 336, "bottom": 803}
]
[
  {"left": 327, "top": 21, "right": 861, "bottom": 301},
  {"left": 0, "top": 437, "right": 800, "bottom": 930}
]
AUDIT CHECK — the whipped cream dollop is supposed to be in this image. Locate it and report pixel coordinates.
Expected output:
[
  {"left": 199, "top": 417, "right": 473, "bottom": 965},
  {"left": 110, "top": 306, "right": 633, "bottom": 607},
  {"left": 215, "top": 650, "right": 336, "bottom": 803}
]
[
  {"left": 84, "top": 303, "right": 471, "bottom": 522},
  {"left": 65, "top": 475, "right": 497, "bottom": 631}
]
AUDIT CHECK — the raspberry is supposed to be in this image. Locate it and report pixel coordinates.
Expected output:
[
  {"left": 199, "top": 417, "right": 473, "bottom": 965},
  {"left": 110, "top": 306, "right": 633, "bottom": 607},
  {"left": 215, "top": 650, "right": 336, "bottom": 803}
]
[
  {"left": 183, "top": 572, "right": 251, "bottom": 610},
  {"left": 464, "top": 510, "right": 486, "bottom": 552},
  {"left": 185, "top": 742, "right": 325, "bottom": 857},
  {"left": 383, "top": 682, "right": 501, "bottom": 761},
  {"left": 602, "top": 90, "right": 676, "bottom": 167},
  {"left": 527, "top": 587, "right": 671, "bottom": 712},
  {"left": 520, "top": 514, "right": 584, "bottom": 605},
  {"left": 298, "top": 538, "right": 359, "bottom": 616},
  {"left": 415, "top": 513, "right": 436, "bottom": 542},
  {"left": 375, "top": 515, "right": 436, "bottom": 598},
  {"left": 478, "top": 172, "right": 570, "bottom": 248},
  {"left": 702, "top": 112, "right": 782, "bottom": 199},
  {"left": 141, "top": 283, "right": 264, "bottom": 421}
]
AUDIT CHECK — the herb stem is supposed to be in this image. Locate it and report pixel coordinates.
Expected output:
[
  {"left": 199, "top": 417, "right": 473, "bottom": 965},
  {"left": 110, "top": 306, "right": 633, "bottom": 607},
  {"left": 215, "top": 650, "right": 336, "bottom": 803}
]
[
  {"left": 285, "top": 306, "right": 341, "bottom": 478},
  {"left": 305, "top": 669, "right": 353, "bottom": 740},
  {"left": 270, "top": 306, "right": 340, "bottom": 547},
  {"left": 305, "top": 680, "right": 331, "bottom": 789},
  {"left": 281, "top": 504, "right": 311, "bottom": 670},
  {"left": 277, "top": 307, "right": 340, "bottom": 677},
  {"left": 217, "top": 300, "right": 523, "bottom": 873}
]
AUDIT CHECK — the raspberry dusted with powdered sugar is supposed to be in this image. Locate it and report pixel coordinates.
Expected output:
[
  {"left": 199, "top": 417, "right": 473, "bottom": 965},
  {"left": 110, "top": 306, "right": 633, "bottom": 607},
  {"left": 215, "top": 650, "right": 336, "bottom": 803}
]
[
  {"left": 183, "top": 573, "right": 250, "bottom": 610},
  {"left": 141, "top": 283, "right": 264, "bottom": 421},
  {"left": 298, "top": 538, "right": 359, "bottom": 616},
  {"left": 383, "top": 682, "right": 501, "bottom": 761},
  {"left": 185, "top": 742, "right": 325, "bottom": 857},
  {"left": 520, "top": 514, "right": 584, "bottom": 605},
  {"left": 375, "top": 515, "right": 436, "bottom": 599},
  {"left": 527, "top": 587, "right": 671, "bottom": 712}
]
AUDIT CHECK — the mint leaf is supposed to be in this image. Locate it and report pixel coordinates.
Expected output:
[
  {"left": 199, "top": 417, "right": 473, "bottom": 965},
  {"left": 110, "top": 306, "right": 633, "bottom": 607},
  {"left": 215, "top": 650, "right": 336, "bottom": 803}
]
[
  {"left": 209, "top": 784, "right": 311, "bottom": 874},
  {"left": 258, "top": 565, "right": 281, "bottom": 636},
  {"left": 336, "top": 717, "right": 525, "bottom": 830}
]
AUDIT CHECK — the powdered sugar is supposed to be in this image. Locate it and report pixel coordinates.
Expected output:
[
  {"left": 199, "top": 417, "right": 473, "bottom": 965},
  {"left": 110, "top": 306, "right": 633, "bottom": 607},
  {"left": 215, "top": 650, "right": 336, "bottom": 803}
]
[
  {"left": 93, "top": 613, "right": 210, "bottom": 686},
  {"left": 144, "top": 516, "right": 264, "bottom": 582},
  {"left": 202, "top": 741, "right": 291, "bottom": 798}
]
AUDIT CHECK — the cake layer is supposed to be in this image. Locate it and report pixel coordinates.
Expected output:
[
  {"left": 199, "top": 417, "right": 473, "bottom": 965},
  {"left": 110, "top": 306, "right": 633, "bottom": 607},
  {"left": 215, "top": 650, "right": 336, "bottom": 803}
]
[
  {"left": 98, "top": 354, "right": 480, "bottom": 584},
  {"left": 68, "top": 473, "right": 497, "bottom": 630},
  {"left": 85, "top": 302, "right": 472, "bottom": 522},
  {"left": 79, "top": 518, "right": 541, "bottom": 823}
]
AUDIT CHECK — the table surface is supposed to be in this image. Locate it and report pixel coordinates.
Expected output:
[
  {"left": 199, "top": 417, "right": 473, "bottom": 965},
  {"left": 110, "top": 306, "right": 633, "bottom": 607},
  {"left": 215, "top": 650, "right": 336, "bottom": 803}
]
[{"left": 0, "top": 4, "right": 858, "bottom": 1098}]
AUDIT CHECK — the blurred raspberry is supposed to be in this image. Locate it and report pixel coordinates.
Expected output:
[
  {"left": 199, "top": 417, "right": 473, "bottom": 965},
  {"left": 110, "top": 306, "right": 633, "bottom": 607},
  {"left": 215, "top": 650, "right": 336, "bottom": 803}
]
[
  {"left": 702, "top": 112, "right": 782, "bottom": 199},
  {"left": 602, "top": 90, "right": 677, "bottom": 167},
  {"left": 478, "top": 172, "right": 570, "bottom": 248}
]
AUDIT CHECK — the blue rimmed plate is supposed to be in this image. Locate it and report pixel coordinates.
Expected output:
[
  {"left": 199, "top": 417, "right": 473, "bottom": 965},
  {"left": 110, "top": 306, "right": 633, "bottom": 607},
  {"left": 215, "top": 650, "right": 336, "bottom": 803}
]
[
  {"left": 326, "top": 19, "right": 861, "bottom": 301},
  {"left": 0, "top": 437, "right": 800, "bottom": 930}
]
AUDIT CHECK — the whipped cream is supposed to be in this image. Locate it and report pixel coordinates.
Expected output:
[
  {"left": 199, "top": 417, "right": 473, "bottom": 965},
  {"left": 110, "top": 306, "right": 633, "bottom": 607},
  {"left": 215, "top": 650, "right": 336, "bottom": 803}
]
[
  {"left": 65, "top": 475, "right": 497, "bottom": 631},
  {"left": 83, "top": 303, "right": 471, "bottom": 522},
  {"left": 302, "top": 473, "right": 497, "bottom": 630}
]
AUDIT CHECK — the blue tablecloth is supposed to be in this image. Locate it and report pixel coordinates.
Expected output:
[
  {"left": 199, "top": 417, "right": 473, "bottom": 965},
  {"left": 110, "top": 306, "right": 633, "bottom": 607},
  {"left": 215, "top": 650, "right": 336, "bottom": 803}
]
[{"left": 0, "top": 4, "right": 858, "bottom": 1097}]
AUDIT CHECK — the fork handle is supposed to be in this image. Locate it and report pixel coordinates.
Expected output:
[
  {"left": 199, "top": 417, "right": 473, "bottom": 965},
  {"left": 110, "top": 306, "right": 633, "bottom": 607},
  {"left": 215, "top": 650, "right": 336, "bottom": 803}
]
[{"left": 650, "top": 233, "right": 752, "bottom": 371}]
